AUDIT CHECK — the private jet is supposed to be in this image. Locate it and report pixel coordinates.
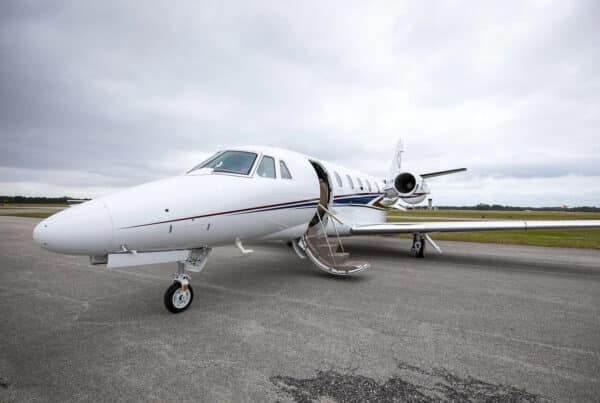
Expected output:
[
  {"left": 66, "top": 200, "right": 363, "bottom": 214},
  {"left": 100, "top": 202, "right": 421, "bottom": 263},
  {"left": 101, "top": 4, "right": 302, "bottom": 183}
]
[{"left": 33, "top": 142, "right": 600, "bottom": 313}]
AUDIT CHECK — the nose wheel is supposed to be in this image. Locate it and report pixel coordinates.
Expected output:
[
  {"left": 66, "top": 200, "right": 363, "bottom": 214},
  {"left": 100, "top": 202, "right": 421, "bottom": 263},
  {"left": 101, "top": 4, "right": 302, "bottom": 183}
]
[
  {"left": 164, "top": 281, "right": 194, "bottom": 313},
  {"left": 164, "top": 263, "right": 194, "bottom": 313}
]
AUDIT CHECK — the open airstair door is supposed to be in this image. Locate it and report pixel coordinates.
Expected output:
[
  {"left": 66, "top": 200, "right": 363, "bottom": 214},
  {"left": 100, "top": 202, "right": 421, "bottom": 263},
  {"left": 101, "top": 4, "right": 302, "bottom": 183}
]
[{"left": 298, "top": 161, "right": 370, "bottom": 276}]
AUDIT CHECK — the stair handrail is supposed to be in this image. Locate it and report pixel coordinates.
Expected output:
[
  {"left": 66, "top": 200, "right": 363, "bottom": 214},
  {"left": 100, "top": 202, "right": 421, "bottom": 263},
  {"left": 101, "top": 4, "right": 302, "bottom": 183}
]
[
  {"left": 318, "top": 204, "right": 345, "bottom": 254},
  {"left": 318, "top": 204, "right": 344, "bottom": 225},
  {"left": 316, "top": 208, "right": 337, "bottom": 266}
]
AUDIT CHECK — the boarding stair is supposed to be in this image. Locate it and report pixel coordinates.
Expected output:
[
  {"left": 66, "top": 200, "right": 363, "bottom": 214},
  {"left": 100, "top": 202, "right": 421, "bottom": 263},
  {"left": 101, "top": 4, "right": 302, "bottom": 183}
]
[{"left": 298, "top": 204, "right": 370, "bottom": 276}]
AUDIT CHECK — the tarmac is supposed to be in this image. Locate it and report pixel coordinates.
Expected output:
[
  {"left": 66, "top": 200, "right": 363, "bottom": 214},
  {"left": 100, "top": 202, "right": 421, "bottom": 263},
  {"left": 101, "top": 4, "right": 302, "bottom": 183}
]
[{"left": 1, "top": 216, "right": 599, "bottom": 402}]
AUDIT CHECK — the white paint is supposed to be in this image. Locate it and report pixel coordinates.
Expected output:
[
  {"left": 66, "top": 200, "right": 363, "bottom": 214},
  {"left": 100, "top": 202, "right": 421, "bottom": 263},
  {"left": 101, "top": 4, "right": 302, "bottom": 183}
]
[
  {"left": 107, "top": 250, "right": 191, "bottom": 269},
  {"left": 32, "top": 144, "right": 600, "bottom": 269}
]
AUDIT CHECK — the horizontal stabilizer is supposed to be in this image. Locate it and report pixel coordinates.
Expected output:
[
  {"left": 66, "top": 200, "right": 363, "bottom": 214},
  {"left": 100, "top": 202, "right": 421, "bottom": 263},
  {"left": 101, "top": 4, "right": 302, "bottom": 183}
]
[
  {"left": 421, "top": 168, "right": 467, "bottom": 179},
  {"left": 351, "top": 220, "right": 600, "bottom": 235}
]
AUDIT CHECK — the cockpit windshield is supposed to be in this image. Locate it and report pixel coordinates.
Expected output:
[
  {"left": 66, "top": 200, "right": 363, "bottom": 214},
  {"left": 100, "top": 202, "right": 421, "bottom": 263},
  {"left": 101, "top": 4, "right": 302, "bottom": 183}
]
[{"left": 188, "top": 150, "right": 258, "bottom": 175}]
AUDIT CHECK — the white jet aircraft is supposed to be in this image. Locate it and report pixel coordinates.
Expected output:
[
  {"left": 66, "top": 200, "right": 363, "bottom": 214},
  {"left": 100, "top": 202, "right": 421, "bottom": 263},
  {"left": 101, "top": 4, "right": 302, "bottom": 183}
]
[{"left": 33, "top": 142, "right": 600, "bottom": 313}]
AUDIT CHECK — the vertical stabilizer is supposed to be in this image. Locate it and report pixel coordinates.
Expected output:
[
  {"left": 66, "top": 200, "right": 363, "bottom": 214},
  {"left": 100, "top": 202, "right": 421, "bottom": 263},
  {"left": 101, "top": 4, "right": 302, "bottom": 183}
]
[{"left": 388, "top": 138, "right": 404, "bottom": 180}]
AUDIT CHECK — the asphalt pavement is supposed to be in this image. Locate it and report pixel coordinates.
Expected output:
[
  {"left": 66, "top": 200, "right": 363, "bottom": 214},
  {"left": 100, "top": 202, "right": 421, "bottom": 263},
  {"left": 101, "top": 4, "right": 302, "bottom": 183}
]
[{"left": 1, "top": 216, "right": 599, "bottom": 402}]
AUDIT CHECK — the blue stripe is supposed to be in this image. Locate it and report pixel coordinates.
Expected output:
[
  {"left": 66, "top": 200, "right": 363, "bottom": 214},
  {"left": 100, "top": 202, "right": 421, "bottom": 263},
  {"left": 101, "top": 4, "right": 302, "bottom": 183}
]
[
  {"left": 334, "top": 195, "right": 379, "bottom": 205},
  {"left": 231, "top": 194, "right": 385, "bottom": 217}
]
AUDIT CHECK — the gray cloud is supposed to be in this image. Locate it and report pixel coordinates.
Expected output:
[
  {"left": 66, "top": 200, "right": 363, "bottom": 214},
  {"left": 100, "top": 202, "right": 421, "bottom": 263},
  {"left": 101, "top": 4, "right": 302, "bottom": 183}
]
[{"left": 1, "top": 0, "right": 599, "bottom": 206}]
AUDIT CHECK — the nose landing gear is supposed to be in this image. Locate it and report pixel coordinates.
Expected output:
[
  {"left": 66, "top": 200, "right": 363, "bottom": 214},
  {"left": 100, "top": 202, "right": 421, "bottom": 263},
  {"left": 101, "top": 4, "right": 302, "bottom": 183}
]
[
  {"left": 163, "top": 248, "right": 211, "bottom": 313},
  {"left": 164, "top": 263, "right": 194, "bottom": 313}
]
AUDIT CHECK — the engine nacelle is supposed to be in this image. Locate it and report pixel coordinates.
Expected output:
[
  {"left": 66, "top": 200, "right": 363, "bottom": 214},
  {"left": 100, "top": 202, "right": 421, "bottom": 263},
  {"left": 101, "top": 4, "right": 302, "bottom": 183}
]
[{"left": 393, "top": 172, "right": 429, "bottom": 205}]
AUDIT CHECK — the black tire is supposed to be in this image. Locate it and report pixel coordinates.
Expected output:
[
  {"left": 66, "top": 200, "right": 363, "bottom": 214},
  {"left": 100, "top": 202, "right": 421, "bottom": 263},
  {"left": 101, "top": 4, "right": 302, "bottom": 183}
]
[
  {"left": 417, "top": 240, "right": 425, "bottom": 258},
  {"left": 164, "top": 282, "right": 194, "bottom": 313}
]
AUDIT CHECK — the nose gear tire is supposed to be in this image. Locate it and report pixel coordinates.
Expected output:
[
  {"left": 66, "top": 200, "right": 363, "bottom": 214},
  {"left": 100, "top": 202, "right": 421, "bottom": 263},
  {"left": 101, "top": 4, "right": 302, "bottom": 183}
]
[{"left": 164, "top": 282, "right": 194, "bottom": 313}]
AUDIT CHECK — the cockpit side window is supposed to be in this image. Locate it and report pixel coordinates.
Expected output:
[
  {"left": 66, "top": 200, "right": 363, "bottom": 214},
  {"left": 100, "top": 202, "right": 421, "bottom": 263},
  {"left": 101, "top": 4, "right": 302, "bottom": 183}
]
[
  {"left": 190, "top": 150, "right": 257, "bottom": 175},
  {"left": 279, "top": 160, "right": 292, "bottom": 179},
  {"left": 346, "top": 174, "right": 354, "bottom": 189},
  {"left": 257, "top": 155, "right": 276, "bottom": 178},
  {"left": 334, "top": 171, "right": 343, "bottom": 188}
]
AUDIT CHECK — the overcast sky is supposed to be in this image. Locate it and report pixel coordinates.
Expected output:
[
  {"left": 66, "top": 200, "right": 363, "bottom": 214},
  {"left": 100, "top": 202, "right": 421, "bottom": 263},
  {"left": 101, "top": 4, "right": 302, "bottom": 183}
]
[{"left": 1, "top": 0, "right": 599, "bottom": 206}]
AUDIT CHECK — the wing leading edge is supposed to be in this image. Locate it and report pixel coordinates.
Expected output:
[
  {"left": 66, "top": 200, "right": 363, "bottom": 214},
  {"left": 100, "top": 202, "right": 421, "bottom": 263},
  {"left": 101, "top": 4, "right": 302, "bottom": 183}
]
[{"left": 351, "top": 220, "right": 600, "bottom": 235}]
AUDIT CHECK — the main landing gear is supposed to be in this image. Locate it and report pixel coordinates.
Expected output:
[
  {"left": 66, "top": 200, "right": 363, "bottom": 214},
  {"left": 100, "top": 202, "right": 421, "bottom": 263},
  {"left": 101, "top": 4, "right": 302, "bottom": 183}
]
[
  {"left": 410, "top": 233, "right": 442, "bottom": 258},
  {"left": 163, "top": 248, "right": 211, "bottom": 313},
  {"left": 411, "top": 233, "right": 426, "bottom": 258}
]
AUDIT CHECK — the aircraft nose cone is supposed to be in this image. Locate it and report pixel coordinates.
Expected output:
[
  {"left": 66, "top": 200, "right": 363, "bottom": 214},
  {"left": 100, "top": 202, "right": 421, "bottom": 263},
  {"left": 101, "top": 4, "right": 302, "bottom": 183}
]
[
  {"left": 32, "top": 221, "right": 44, "bottom": 245},
  {"left": 33, "top": 200, "right": 114, "bottom": 255}
]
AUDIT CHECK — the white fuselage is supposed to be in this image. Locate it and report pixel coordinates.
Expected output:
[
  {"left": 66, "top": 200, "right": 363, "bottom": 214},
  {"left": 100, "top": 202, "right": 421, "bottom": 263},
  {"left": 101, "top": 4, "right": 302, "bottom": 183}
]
[{"left": 33, "top": 146, "right": 387, "bottom": 256}]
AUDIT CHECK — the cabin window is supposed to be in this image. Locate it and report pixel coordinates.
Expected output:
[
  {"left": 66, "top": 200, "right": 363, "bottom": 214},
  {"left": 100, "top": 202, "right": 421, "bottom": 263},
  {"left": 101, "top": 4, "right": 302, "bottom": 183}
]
[
  {"left": 346, "top": 174, "right": 354, "bottom": 189},
  {"left": 257, "top": 155, "right": 276, "bottom": 178},
  {"left": 279, "top": 160, "right": 292, "bottom": 179},
  {"left": 365, "top": 179, "right": 372, "bottom": 192},
  {"left": 334, "top": 171, "right": 343, "bottom": 188},
  {"left": 356, "top": 177, "right": 364, "bottom": 190},
  {"left": 191, "top": 150, "right": 257, "bottom": 175}
]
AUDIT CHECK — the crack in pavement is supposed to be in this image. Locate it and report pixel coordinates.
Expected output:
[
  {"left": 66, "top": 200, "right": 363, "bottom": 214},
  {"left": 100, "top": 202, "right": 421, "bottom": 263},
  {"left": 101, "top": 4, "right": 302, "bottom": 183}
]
[{"left": 271, "top": 362, "right": 547, "bottom": 402}]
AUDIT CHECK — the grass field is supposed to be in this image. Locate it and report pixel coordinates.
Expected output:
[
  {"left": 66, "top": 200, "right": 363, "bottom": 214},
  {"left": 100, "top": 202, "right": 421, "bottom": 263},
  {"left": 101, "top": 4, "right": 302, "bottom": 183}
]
[
  {"left": 0, "top": 204, "right": 69, "bottom": 209},
  {"left": 388, "top": 210, "right": 600, "bottom": 249},
  {"left": 0, "top": 212, "right": 57, "bottom": 219},
  {"left": 0, "top": 204, "right": 64, "bottom": 219},
  {"left": 390, "top": 209, "right": 600, "bottom": 220}
]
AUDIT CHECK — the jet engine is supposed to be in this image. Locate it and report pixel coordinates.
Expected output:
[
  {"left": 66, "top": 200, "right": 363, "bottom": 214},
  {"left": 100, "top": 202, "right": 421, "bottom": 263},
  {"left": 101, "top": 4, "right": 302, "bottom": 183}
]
[{"left": 393, "top": 172, "right": 428, "bottom": 204}]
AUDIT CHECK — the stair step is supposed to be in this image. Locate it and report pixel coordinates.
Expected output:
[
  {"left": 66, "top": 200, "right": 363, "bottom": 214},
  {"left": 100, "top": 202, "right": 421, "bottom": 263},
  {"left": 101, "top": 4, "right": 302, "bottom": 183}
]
[
  {"left": 319, "top": 251, "right": 349, "bottom": 259},
  {"left": 314, "top": 243, "right": 342, "bottom": 251},
  {"left": 311, "top": 242, "right": 332, "bottom": 249},
  {"left": 336, "top": 261, "right": 371, "bottom": 274},
  {"left": 313, "top": 246, "right": 348, "bottom": 258},
  {"left": 302, "top": 224, "right": 370, "bottom": 276},
  {"left": 315, "top": 254, "right": 350, "bottom": 266}
]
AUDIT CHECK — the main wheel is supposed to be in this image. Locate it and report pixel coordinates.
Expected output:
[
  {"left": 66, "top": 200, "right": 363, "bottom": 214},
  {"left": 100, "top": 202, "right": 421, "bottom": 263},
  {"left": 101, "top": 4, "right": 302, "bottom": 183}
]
[
  {"left": 164, "top": 282, "right": 194, "bottom": 313},
  {"left": 416, "top": 240, "right": 425, "bottom": 258}
]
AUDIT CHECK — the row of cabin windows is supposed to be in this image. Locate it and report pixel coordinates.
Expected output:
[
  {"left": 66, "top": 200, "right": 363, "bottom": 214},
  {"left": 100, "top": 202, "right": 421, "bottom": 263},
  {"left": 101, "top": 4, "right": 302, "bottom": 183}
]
[
  {"left": 256, "top": 155, "right": 293, "bottom": 179},
  {"left": 333, "top": 171, "right": 380, "bottom": 193},
  {"left": 192, "top": 150, "right": 376, "bottom": 190}
]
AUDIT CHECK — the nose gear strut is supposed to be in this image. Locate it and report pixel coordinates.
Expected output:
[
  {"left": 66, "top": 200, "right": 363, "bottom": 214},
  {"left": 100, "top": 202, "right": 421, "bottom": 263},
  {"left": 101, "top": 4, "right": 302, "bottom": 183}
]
[{"left": 163, "top": 248, "right": 210, "bottom": 313}]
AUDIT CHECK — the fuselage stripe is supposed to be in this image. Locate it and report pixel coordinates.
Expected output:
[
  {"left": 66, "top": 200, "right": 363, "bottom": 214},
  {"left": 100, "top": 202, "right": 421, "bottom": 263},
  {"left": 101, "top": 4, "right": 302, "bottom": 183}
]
[
  {"left": 120, "top": 197, "right": 321, "bottom": 229},
  {"left": 120, "top": 193, "right": 388, "bottom": 229}
]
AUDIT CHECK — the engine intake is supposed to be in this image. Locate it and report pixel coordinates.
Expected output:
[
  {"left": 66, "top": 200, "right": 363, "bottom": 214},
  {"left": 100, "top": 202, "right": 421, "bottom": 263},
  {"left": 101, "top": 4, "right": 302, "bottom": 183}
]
[
  {"left": 394, "top": 172, "right": 419, "bottom": 195},
  {"left": 391, "top": 172, "right": 428, "bottom": 205}
]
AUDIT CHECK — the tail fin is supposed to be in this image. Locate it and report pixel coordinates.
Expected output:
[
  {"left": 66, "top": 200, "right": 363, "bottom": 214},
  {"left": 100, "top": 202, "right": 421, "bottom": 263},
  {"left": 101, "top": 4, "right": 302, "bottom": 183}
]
[
  {"left": 388, "top": 139, "right": 467, "bottom": 180},
  {"left": 388, "top": 139, "right": 404, "bottom": 180}
]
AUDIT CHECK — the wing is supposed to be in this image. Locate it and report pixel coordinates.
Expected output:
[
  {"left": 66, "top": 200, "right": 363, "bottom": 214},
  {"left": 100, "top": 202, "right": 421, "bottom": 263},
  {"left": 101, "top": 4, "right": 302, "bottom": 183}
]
[{"left": 351, "top": 220, "right": 600, "bottom": 235}]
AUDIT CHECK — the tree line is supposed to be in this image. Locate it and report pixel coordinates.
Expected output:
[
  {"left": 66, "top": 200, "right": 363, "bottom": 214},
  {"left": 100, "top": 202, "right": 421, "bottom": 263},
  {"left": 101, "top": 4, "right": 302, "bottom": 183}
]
[{"left": 0, "top": 196, "right": 89, "bottom": 204}]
